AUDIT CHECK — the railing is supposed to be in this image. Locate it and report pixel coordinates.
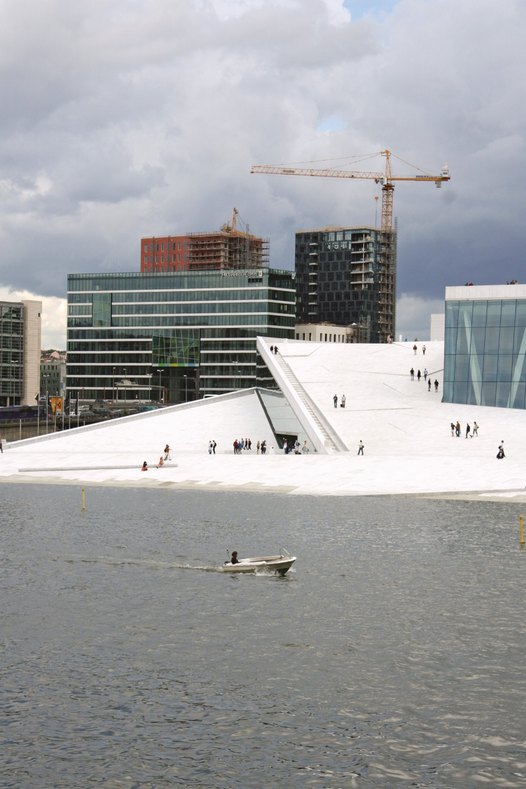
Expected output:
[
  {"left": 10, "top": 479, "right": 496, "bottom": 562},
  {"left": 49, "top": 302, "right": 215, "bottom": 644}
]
[{"left": 258, "top": 340, "right": 348, "bottom": 454}]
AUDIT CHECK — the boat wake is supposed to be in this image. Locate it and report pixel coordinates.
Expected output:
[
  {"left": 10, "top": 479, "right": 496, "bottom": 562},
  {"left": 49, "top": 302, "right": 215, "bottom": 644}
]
[{"left": 60, "top": 555, "right": 220, "bottom": 572}]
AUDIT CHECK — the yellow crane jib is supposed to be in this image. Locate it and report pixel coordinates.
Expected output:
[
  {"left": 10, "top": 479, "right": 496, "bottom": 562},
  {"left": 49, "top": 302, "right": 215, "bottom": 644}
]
[{"left": 251, "top": 149, "right": 450, "bottom": 232}]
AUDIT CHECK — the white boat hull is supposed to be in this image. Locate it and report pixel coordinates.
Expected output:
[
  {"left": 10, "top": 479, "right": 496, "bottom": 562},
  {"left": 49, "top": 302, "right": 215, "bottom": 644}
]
[{"left": 222, "top": 554, "right": 296, "bottom": 575}]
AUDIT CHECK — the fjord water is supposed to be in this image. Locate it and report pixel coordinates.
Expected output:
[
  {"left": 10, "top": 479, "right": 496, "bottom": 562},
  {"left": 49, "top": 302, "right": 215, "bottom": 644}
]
[{"left": 2, "top": 485, "right": 525, "bottom": 788}]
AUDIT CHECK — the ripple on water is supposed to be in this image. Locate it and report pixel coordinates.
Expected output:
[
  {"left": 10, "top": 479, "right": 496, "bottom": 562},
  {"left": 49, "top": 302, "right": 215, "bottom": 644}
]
[{"left": 1, "top": 485, "right": 526, "bottom": 788}]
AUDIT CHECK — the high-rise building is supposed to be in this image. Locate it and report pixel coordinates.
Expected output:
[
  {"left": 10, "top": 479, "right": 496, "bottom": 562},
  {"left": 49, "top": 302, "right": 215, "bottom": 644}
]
[
  {"left": 0, "top": 300, "right": 41, "bottom": 407},
  {"left": 141, "top": 210, "right": 269, "bottom": 273},
  {"left": 66, "top": 268, "right": 295, "bottom": 403},
  {"left": 295, "top": 226, "right": 396, "bottom": 343}
]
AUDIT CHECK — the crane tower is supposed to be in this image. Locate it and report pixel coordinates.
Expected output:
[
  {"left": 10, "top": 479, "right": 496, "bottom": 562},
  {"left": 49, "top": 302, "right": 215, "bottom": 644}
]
[{"left": 251, "top": 149, "right": 450, "bottom": 342}]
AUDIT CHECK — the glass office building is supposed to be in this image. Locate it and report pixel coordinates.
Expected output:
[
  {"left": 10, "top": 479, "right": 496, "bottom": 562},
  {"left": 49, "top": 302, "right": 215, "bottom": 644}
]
[
  {"left": 67, "top": 268, "right": 295, "bottom": 403},
  {"left": 444, "top": 285, "right": 526, "bottom": 409}
]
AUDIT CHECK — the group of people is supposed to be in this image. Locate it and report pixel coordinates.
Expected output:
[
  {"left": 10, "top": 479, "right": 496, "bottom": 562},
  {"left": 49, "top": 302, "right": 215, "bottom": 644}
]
[
  {"left": 333, "top": 394, "right": 346, "bottom": 408},
  {"left": 269, "top": 345, "right": 279, "bottom": 354},
  {"left": 410, "top": 368, "right": 439, "bottom": 391},
  {"left": 413, "top": 343, "right": 426, "bottom": 355},
  {"left": 141, "top": 443, "right": 171, "bottom": 470},
  {"left": 410, "top": 367, "right": 428, "bottom": 381},
  {"left": 208, "top": 440, "right": 217, "bottom": 454},
  {"left": 451, "top": 421, "right": 479, "bottom": 438},
  {"left": 233, "top": 438, "right": 252, "bottom": 453},
  {"left": 283, "top": 439, "right": 309, "bottom": 454}
]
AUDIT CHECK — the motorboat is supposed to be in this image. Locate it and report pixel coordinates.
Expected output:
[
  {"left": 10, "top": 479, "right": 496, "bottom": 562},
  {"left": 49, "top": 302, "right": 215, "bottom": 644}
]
[{"left": 222, "top": 551, "right": 296, "bottom": 575}]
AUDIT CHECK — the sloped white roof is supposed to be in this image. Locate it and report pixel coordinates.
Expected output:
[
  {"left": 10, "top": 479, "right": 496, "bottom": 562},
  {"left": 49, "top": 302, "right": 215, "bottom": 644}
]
[{"left": 1, "top": 340, "right": 525, "bottom": 499}]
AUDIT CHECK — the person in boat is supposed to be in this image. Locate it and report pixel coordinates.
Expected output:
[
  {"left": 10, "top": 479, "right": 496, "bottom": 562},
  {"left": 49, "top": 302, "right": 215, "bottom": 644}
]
[{"left": 230, "top": 550, "right": 239, "bottom": 564}]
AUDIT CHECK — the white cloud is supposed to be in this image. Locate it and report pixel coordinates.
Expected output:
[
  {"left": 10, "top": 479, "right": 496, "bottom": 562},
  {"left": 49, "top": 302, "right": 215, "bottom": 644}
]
[
  {"left": 0, "top": 287, "right": 66, "bottom": 350},
  {"left": 396, "top": 293, "right": 444, "bottom": 342}
]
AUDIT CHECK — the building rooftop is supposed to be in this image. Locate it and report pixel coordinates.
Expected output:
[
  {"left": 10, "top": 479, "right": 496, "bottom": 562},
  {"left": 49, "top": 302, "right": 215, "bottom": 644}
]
[{"left": 1, "top": 339, "right": 525, "bottom": 500}]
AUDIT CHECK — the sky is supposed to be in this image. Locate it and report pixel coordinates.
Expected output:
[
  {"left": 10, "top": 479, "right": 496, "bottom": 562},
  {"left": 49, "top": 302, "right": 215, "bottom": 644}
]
[{"left": 0, "top": 0, "right": 524, "bottom": 348}]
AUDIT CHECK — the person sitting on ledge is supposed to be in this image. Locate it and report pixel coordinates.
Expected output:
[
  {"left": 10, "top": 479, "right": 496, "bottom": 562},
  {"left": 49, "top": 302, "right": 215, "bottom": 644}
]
[
  {"left": 157, "top": 456, "right": 164, "bottom": 467},
  {"left": 141, "top": 461, "right": 148, "bottom": 471}
]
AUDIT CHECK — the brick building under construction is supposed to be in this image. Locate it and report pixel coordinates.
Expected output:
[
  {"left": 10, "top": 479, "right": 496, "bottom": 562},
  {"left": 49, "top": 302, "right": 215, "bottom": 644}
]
[{"left": 141, "top": 209, "right": 269, "bottom": 273}]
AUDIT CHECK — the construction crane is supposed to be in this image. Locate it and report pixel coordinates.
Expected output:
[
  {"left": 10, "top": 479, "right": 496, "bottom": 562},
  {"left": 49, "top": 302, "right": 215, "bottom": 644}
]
[{"left": 251, "top": 149, "right": 450, "bottom": 231}]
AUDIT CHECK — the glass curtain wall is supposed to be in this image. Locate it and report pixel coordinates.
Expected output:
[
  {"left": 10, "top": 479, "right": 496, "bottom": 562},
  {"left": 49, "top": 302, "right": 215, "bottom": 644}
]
[
  {"left": 444, "top": 298, "right": 526, "bottom": 409},
  {"left": 67, "top": 269, "right": 295, "bottom": 403}
]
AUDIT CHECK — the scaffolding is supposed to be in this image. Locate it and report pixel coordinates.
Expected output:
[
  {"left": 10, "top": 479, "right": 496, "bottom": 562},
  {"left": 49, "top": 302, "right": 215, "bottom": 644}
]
[{"left": 187, "top": 229, "right": 269, "bottom": 271}]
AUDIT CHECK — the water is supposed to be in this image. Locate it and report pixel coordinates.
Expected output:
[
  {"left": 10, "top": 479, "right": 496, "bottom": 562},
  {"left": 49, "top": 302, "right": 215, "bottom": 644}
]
[{"left": 2, "top": 485, "right": 526, "bottom": 788}]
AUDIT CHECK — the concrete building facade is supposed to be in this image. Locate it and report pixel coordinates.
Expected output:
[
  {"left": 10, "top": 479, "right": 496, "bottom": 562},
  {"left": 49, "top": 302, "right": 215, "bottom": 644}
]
[
  {"left": 294, "top": 322, "right": 367, "bottom": 343},
  {"left": 295, "top": 225, "right": 396, "bottom": 343},
  {"left": 0, "top": 299, "right": 41, "bottom": 407}
]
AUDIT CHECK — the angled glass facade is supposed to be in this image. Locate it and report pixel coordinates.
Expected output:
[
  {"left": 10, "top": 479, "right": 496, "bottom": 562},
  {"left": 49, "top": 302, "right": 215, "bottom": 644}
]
[
  {"left": 444, "top": 286, "right": 526, "bottom": 409},
  {"left": 67, "top": 269, "right": 295, "bottom": 403}
]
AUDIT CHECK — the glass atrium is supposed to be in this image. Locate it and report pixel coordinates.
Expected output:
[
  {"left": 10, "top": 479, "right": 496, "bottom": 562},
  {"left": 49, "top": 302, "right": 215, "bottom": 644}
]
[{"left": 444, "top": 293, "right": 526, "bottom": 409}]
